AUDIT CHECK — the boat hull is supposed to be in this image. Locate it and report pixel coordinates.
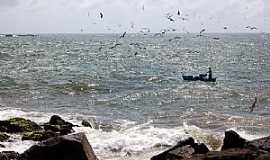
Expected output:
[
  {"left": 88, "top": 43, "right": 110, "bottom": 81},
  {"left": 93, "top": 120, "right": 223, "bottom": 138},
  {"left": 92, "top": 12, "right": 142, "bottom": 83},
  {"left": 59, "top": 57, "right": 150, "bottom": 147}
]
[{"left": 182, "top": 75, "right": 216, "bottom": 82}]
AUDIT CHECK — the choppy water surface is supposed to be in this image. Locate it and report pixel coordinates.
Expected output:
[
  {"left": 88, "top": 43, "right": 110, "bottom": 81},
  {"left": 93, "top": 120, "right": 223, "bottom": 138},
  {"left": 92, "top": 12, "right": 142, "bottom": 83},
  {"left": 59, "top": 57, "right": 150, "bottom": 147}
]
[{"left": 0, "top": 33, "right": 270, "bottom": 159}]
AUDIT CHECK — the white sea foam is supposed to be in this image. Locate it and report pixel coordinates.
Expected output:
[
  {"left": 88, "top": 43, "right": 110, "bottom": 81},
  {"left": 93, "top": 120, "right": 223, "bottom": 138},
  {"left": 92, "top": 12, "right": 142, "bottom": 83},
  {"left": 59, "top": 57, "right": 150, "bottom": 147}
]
[
  {"left": 0, "top": 134, "right": 36, "bottom": 153},
  {"left": 0, "top": 108, "right": 49, "bottom": 123},
  {"left": 74, "top": 124, "right": 191, "bottom": 160},
  {"left": 0, "top": 108, "right": 82, "bottom": 125},
  {"left": 74, "top": 124, "right": 190, "bottom": 153}
]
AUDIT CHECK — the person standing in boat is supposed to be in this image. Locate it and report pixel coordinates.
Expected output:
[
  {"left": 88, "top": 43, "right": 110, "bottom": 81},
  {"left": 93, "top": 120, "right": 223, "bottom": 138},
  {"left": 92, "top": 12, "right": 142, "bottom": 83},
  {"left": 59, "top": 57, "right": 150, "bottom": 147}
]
[{"left": 208, "top": 67, "right": 212, "bottom": 80}]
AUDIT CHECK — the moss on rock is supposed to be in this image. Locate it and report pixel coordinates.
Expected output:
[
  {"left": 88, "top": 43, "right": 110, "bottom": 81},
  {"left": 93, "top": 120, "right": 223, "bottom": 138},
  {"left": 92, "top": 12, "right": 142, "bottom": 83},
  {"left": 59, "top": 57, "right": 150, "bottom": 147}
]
[
  {"left": 0, "top": 117, "right": 42, "bottom": 133},
  {"left": 22, "top": 131, "right": 58, "bottom": 141}
]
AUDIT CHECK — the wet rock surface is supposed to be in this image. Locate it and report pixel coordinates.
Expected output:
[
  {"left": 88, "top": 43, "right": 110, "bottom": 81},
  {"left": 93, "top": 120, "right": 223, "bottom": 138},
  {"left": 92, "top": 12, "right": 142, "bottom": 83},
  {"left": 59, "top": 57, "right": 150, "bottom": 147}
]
[
  {"left": 42, "top": 115, "right": 74, "bottom": 135},
  {"left": 151, "top": 137, "right": 209, "bottom": 160},
  {"left": 246, "top": 136, "right": 270, "bottom": 152},
  {"left": 0, "top": 151, "right": 19, "bottom": 160},
  {"left": 151, "top": 130, "right": 270, "bottom": 160},
  {"left": 81, "top": 120, "right": 92, "bottom": 128},
  {"left": 22, "top": 131, "right": 58, "bottom": 141},
  {"left": 20, "top": 133, "right": 97, "bottom": 160},
  {"left": 221, "top": 130, "right": 246, "bottom": 150}
]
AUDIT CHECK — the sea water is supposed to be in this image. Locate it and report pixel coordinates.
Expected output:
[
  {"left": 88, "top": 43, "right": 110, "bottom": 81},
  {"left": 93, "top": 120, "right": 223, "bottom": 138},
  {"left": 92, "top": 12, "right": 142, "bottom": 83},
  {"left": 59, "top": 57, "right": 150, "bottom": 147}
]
[{"left": 0, "top": 33, "right": 270, "bottom": 159}]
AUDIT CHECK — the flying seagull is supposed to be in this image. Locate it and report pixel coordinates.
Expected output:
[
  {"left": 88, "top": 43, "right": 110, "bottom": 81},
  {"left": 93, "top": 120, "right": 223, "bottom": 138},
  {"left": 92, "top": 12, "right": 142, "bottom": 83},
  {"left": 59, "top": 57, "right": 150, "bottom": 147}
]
[
  {"left": 249, "top": 97, "right": 257, "bottom": 113},
  {"left": 100, "top": 12, "right": 103, "bottom": 19},
  {"left": 246, "top": 26, "right": 257, "bottom": 30},
  {"left": 167, "top": 16, "right": 175, "bottom": 22},
  {"left": 120, "top": 32, "right": 127, "bottom": 38},
  {"left": 165, "top": 13, "right": 175, "bottom": 22},
  {"left": 250, "top": 27, "right": 257, "bottom": 30},
  {"left": 110, "top": 43, "right": 121, "bottom": 49},
  {"left": 199, "top": 29, "right": 206, "bottom": 35}
]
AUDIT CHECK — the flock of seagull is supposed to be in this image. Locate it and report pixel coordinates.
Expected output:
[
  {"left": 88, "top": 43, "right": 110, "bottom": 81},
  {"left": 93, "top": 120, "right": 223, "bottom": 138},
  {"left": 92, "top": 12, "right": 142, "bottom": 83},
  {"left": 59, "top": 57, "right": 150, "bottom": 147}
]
[
  {"left": 87, "top": 7, "right": 260, "bottom": 54},
  {"left": 83, "top": 6, "right": 259, "bottom": 38}
]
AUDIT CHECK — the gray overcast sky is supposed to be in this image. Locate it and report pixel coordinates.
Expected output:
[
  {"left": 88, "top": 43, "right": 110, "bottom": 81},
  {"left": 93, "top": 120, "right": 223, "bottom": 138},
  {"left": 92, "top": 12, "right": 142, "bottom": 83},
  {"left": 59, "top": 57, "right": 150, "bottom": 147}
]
[{"left": 0, "top": 0, "right": 269, "bottom": 33}]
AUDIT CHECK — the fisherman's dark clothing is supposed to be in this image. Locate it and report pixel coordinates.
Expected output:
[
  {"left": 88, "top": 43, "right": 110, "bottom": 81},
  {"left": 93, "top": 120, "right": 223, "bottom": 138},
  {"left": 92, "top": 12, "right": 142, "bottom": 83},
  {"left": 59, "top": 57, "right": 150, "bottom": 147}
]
[{"left": 208, "top": 68, "right": 212, "bottom": 79}]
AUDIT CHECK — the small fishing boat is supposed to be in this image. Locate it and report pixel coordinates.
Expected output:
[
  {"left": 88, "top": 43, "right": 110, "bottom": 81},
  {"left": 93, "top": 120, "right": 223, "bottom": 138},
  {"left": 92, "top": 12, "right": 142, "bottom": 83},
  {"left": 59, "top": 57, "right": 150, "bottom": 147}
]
[{"left": 182, "top": 74, "right": 216, "bottom": 82}]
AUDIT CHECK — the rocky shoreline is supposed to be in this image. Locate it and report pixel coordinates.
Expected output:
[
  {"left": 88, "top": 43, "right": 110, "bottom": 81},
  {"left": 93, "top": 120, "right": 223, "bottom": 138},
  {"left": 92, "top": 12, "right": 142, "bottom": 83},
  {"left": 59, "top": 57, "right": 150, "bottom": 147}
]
[
  {"left": 0, "top": 115, "right": 270, "bottom": 160},
  {"left": 151, "top": 130, "right": 270, "bottom": 160}
]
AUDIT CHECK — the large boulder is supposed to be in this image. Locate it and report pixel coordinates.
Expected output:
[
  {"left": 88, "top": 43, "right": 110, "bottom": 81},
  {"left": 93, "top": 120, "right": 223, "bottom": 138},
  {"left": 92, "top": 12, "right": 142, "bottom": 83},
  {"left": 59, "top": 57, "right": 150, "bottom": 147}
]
[
  {"left": 151, "top": 137, "right": 209, "bottom": 160},
  {"left": 0, "top": 151, "right": 19, "bottom": 160},
  {"left": 22, "top": 131, "right": 58, "bottom": 141},
  {"left": 221, "top": 130, "right": 246, "bottom": 150},
  {"left": 0, "top": 133, "right": 9, "bottom": 142},
  {"left": 247, "top": 136, "right": 270, "bottom": 153},
  {"left": 0, "top": 118, "right": 41, "bottom": 133},
  {"left": 20, "top": 133, "right": 97, "bottom": 160}
]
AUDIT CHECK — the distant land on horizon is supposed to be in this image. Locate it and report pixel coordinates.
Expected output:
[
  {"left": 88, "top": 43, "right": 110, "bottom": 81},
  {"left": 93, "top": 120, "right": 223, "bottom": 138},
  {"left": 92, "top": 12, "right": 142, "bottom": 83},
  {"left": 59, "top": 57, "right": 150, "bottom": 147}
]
[{"left": 0, "top": 32, "right": 268, "bottom": 35}]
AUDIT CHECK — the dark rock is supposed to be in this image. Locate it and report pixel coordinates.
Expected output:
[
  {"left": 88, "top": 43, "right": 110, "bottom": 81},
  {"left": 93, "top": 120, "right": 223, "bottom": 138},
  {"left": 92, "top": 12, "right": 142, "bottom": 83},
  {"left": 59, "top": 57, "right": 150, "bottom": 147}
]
[
  {"left": 20, "top": 132, "right": 97, "bottom": 160},
  {"left": 194, "top": 143, "right": 209, "bottom": 154},
  {"left": 175, "top": 137, "right": 195, "bottom": 146},
  {"left": 255, "top": 154, "right": 270, "bottom": 160},
  {"left": 151, "top": 137, "right": 209, "bottom": 160},
  {"left": 0, "top": 151, "right": 19, "bottom": 160},
  {"left": 82, "top": 120, "right": 92, "bottom": 128},
  {"left": 221, "top": 130, "right": 246, "bottom": 150},
  {"left": 151, "top": 130, "right": 270, "bottom": 160},
  {"left": 0, "top": 118, "right": 41, "bottom": 133},
  {"left": 0, "top": 144, "right": 5, "bottom": 148},
  {"left": 167, "top": 145, "right": 195, "bottom": 159},
  {"left": 42, "top": 115, "right": 74, "bottom": 135},
  {"left": 0, "top": 154, "right": 8, "bottom": 160},
  {"left": 43, "top": 124, "right": 61, "bottom": 132},
  {"left": 22, "top": 131, "right": 58, "bottom": 141},
  {"left": 125, "top": 151, "right": 132, "bottom": 157},
  {"left": 59, "top": 126, "right": 73, "bottom": 136},
  {"left": 200, "top": 148, "right": 259, "bottom": 160},
  {"left": 49, "top": 115, "right": 73, "bottom": 127},
  {"left": 247, "top": 136, "right": 270, "bottom": 152},
  {"left": 0, "top": 121, "right": 10, "bottom": 133},
  {"left": 0, "top": 133, "right": 9, "bottom": 142}
]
